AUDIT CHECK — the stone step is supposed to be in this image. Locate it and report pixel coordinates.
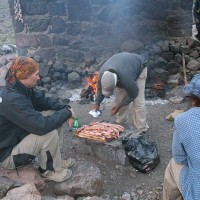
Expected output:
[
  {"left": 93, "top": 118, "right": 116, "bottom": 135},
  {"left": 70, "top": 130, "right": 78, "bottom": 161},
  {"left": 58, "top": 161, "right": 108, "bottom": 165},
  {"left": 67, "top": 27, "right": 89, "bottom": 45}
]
[{"left": 70, "top": 129, "right": 135, "bottom": 166}]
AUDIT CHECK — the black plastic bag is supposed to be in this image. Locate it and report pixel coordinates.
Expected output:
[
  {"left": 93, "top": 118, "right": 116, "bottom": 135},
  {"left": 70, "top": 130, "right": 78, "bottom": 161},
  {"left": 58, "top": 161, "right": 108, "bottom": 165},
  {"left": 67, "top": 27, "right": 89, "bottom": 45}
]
[{"left": 122, "top": 137, "right": 160, "bottom": 173}]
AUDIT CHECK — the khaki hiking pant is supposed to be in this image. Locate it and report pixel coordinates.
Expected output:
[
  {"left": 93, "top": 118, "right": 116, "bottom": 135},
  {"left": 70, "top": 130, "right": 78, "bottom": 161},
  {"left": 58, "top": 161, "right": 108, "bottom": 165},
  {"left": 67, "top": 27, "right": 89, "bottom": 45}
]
[
  {"left": 0, "top": 110, "right": 66, "bottom": 172},
  {"left": 115, "top": 67, "right": 149, "bottom": 132},
  {"left": 163, "top": 158, "right": 184, "bottom": 200}
]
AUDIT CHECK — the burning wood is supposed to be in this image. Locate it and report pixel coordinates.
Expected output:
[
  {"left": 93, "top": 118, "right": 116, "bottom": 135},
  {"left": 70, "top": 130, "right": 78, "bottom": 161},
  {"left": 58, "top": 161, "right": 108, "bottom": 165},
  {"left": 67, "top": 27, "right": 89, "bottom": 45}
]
[
  {"left": 80, "top": 71, "right": 98, "bottom": 102},
  {"left": 152, "top": 80, "right": 165, "bottom": 90},
  {"left": 80, "top": 85, "right": 94, "bottom": 100},
  {"left": 145, "top": 80, "right": 166, "bottom": 99}
]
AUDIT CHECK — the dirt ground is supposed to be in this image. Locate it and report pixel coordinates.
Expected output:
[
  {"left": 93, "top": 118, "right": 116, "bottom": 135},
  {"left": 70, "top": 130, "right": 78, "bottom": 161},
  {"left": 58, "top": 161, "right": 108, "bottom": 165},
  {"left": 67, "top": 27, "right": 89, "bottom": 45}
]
[{"left": 41, "top": 96, "right": 190, "bottom": 200}]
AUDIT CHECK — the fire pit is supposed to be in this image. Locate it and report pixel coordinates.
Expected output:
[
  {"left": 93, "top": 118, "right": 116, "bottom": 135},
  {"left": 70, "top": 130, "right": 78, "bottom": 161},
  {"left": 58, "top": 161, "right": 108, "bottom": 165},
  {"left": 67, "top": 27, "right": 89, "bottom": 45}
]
[
  {"left": 80, "top": 71, "right": 166, "bottom": 102},
  {"left": 80, "top": 71, "right": 98, "bottom": 103},
  {"left": 145, "top": 80, "right": 166, "bottom": 99}
]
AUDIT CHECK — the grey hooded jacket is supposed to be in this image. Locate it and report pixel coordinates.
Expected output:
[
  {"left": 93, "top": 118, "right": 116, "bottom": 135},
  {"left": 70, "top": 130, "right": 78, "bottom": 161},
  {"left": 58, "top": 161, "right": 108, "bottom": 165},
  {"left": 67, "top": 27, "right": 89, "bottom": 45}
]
[{"left": 95, "top": 52, "right": 147, "bottom": 106}]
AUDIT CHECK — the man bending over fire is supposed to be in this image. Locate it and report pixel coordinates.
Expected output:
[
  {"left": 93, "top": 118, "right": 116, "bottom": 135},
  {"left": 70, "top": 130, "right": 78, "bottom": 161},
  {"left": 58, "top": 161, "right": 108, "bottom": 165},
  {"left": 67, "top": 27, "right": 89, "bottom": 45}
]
[
  {"left": 0, "top": 57, "right": 76, "bottom": 183},
  {"left": 94, "top": 52, "right": 149, "bottom": 137}
]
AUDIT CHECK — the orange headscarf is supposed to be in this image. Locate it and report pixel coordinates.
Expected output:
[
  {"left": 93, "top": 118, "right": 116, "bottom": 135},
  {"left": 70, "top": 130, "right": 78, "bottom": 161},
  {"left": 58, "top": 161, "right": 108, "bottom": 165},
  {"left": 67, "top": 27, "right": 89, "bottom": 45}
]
[{"left": 6, "top": 57, "right": 39, "bottom": 85}]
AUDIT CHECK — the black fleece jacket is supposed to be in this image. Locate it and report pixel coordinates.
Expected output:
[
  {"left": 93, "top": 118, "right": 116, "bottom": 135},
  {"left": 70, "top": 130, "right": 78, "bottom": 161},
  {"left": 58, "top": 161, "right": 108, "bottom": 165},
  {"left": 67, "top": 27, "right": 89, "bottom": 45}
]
[{"left": 0, "top": 81, "right": 72, "bottom": 162}]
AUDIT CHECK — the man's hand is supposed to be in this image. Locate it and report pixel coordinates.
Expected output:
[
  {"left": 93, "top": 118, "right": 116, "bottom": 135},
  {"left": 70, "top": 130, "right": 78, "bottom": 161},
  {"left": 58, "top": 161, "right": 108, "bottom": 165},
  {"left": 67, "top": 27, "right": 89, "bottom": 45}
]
[
  {"left": 67, "top": 117, "right": 74, "bottom": 127},
  {"left": 93, "top": 104, "right": 100, "bottom": 112},
  {"left": 67, "top": 108, "right": 76, "bottom": 127},
  {"left": 111, "top": 104, "right": 121, "bottom": 116}
]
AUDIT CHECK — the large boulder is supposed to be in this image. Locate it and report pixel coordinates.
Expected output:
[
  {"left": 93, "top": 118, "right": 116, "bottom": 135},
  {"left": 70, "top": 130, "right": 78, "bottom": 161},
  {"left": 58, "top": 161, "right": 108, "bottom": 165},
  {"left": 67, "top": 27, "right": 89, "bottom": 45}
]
[
  {"left": 68, "top": 72, "right": 81, "bottom": 89},
  {"left": 0, "top": 177, "right": 15, "bottom": 199},
  {"left": 1, "top": 183, "right": 41, "bottom": 200},
  {"left": 0, "top": 165, "right": 45, "bottom": 191},
  {"left": 120, "top": 39, "right": 144, "bottom": 53},
  {"left": 54, "top": 160, "right": 102, "bottom": 197}
]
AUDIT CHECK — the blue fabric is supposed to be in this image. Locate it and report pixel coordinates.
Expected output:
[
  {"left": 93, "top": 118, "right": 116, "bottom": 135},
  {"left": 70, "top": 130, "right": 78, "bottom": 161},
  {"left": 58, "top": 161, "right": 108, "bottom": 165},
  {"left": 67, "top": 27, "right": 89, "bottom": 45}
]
[
  {"left": 172, "top": 107, "right": 200, "bottom": 200},
  {"left": 183, "top": 74, "right": 200, "bottom": 97}
]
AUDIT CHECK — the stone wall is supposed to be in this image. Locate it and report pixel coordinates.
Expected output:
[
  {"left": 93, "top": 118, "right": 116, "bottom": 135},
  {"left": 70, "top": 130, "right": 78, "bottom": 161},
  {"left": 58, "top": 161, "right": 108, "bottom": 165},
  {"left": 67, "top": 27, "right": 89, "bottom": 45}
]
[
  {"left": 8, "top": 0, "right": 193, "bottom": 65},
  {"left": 0, "top": 0, "right": 14, "bottom": 45}
]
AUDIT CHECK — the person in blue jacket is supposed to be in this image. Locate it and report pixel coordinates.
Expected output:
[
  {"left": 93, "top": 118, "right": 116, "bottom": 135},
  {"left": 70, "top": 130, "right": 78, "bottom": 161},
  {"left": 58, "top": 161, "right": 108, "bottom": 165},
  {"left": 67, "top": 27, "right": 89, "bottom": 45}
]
[
  {"left": 163, "top": 74, "right": 200, "bottom": 200},
  {"left": 0, "top": 57, "right": 75, "bottom": 183}
]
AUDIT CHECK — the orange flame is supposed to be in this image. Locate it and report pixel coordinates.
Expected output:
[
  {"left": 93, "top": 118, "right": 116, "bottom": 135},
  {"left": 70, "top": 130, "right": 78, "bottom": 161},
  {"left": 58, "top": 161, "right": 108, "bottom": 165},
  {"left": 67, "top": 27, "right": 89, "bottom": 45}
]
[
  {"left": 152, "top": 80, "right": 165, "bottom": 90},
  {"left": 85, "top": 71, "right": 98, "bottom": 94}
]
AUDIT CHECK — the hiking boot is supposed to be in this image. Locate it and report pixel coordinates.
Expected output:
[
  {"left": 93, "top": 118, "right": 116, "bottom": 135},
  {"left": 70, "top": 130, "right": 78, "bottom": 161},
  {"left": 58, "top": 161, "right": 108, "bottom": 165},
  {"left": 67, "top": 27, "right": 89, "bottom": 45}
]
[
  {"left": 62, "top": 158, "right": 76, "bottom": 168},
  {"left": 40, "top": 168, "right": 72, "bottom": 183}
]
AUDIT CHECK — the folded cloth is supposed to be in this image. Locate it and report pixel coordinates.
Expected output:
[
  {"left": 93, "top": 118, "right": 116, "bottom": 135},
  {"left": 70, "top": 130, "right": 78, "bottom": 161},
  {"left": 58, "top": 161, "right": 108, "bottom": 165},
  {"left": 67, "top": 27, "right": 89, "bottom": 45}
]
[{"left": 89, "top": 110, "right": 101, "bottom": 118}]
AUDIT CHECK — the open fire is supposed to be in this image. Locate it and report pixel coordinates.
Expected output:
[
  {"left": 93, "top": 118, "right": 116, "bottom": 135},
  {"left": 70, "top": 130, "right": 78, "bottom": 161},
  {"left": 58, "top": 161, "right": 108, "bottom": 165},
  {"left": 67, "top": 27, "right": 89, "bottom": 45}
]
[
  {"left": 80, "top": 71, "right": 166, "bottom": 102},
  {"left": 145, "top": 80, "right": 166, "bottom": 99},
  {"left": 80, "top": 71, "right": 98, "bottom": 102}
]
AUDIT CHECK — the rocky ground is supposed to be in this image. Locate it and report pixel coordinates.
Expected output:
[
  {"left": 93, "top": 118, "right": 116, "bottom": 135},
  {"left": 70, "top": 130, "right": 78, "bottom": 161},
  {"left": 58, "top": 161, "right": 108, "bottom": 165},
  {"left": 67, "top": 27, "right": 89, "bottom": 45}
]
[{"left": 0, "top": 0, "right": 15, "bottom": 45}]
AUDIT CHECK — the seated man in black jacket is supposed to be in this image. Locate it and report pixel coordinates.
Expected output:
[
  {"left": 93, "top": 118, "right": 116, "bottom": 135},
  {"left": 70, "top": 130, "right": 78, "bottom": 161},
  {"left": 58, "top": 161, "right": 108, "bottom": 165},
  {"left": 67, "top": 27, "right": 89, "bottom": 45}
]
[{"left": 0, "top": 57, "right": 75, "bottom": 183}]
